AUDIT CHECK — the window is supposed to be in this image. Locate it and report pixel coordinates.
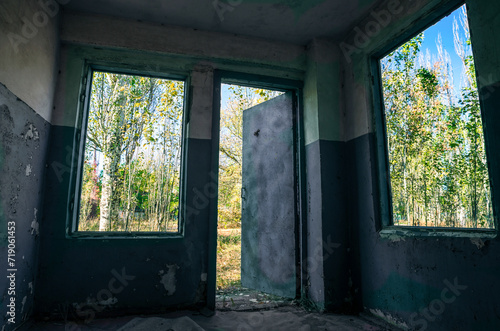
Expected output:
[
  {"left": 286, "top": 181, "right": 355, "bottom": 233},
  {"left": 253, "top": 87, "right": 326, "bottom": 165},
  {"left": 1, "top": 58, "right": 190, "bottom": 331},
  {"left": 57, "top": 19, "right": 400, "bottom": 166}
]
[
  {"left": 378, "top": 5, "right": 494, "bottom": 229},
  {"left": 77, "top": 69, "right": 185, "bottom": 233}
]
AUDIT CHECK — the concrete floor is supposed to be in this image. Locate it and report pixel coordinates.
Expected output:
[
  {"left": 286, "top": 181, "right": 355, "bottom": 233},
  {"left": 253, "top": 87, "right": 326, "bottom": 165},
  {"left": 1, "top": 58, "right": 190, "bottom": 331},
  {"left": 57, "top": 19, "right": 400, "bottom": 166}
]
[{"left": 19, "top": 306, "right": 400, "bottom": 330}]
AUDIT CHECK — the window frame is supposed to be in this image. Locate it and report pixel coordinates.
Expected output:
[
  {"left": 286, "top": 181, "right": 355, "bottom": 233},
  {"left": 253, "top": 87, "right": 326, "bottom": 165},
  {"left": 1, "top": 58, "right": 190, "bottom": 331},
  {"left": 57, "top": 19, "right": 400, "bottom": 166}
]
[
  {"left": 68, "top": 62, "right": 189, "bottom": 238},
  {"left": 370, "top": 2, "right": 498, "bottom": 237}
]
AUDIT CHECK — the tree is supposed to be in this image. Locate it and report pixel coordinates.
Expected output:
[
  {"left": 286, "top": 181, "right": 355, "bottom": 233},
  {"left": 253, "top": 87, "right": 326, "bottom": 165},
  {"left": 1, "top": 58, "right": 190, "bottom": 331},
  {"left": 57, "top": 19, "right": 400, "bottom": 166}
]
[
  {"left": 82, "top": 72, "right": 184, "bottom": 231},
  {"left": 381, "top": 7, "right": 492, "bottom": 228},
  {"left": 217, "top": 85, "right": 282, "bottom": 228},
  {"left": 86, "top": 73, "right": 157, "bottom": 230}
]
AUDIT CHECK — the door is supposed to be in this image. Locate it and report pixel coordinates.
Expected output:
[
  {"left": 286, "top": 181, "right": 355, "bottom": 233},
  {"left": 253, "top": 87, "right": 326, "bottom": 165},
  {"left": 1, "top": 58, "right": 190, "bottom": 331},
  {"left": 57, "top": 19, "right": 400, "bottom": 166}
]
[{"left": 241, "top": 91, "right": 297, "bottom": 298}]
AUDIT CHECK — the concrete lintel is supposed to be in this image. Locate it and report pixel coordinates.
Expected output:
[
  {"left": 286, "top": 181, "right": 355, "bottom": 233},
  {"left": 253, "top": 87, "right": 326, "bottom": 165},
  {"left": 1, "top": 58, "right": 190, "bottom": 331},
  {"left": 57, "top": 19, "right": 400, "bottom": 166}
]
[{"left": 60, "top": 11, "right": 306, "bottom": 72}]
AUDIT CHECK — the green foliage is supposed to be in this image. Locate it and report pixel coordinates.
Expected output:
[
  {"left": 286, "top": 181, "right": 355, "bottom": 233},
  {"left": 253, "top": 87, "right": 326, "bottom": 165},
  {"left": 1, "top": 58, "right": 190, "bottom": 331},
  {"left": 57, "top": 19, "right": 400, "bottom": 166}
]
[
  {"left": 78, "top": 158, "right": 100, "bottom": 231},
  {"left": 417, "top": 68, "right": 439, "bottom": 98},
  {"left": 382, "top": 16, "right": 493, "bottom": 229},
  {"left": 218, "top": 233, "right": 241, "bottom": 245},
  {"left": 79, "top": 72, "right": 184, "bottom": 232},
  {"left": 217, "top": 85, "right": 283, "bottom": 229}
]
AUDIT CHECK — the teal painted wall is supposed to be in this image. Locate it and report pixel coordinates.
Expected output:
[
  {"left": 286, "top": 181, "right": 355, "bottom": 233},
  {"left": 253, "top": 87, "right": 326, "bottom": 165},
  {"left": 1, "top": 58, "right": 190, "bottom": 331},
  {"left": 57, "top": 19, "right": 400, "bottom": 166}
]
[
  {"left": 0, "top": 0, "right": 59, "bottom": 328},
  {"left": 343, "top": 0, "right": 500, "bottom": 329}
]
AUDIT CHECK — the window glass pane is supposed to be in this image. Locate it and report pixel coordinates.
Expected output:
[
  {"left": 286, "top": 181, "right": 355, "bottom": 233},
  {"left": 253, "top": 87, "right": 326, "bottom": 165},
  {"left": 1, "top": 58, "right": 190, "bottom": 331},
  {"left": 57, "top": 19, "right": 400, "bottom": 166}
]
[
  {"left": 380, "top": 5, "right": 493, "bottom": 228},
  {"left": 78, "top": 71, "right": 184, "bottom": 232}
]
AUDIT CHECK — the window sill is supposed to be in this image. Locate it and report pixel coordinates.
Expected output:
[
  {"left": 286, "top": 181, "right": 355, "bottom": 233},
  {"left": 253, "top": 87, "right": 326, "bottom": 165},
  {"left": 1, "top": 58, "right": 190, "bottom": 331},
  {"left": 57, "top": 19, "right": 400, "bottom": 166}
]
[
  {"left": 67, "top": 231, "right": 184, "bottom": 240},
  {"left": 379, "top": 226, "right": 497, "bottom": 239}
]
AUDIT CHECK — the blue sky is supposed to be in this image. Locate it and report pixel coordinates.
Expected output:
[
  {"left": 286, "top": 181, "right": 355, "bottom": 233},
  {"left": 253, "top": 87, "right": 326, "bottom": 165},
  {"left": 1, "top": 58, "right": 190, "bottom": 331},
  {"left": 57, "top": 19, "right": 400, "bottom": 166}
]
[
  {"left": 221, "top": 84, "right": 231, "bottom": 110},
  {"left": 418, "top": 5, "right": 471, "bottom": 97}
]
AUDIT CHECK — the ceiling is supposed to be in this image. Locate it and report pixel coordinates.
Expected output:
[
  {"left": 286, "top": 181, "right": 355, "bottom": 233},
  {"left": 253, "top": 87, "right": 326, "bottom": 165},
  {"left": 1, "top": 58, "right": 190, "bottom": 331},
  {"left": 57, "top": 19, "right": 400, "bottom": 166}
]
[{"left": 64, "top": 0, "right": 381, "bottom": 45}]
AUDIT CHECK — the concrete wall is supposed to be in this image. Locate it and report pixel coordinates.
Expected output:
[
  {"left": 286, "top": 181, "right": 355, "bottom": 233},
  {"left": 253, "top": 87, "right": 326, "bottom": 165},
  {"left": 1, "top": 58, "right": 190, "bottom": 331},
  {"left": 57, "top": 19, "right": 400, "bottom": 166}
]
[
  {"left": 0, "top": 0, "right": 59, "bottom": 122},
  {"left": 36, "top": 46, "right": 216, "bottom": 319},
  {"left": 341, "top": 0, "right": 500, "bottom": 329},
  {"left": 303, "top": 39, "right": 353, "bottom": 311},
  {"left": 0, "top": 0, "right": 59, "bottom": 328},
  {"left": 60, "top": 12, "right": 305, "bottom": 83},
  {"left": 5, "top": 1, "right": 498, "bottom": 327},
  {"left": 34, "top": 13, "right": 307, "bottom": 321}
]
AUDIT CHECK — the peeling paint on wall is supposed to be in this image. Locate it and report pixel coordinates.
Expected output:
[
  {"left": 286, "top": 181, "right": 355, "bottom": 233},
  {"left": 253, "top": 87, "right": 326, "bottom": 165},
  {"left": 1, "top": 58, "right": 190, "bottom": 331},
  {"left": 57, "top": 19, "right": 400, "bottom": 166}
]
[
  {"left": 368, "top": 308, "right": 408, "bottom": 330},
  {"left": 21, "top": 296, "right": 27, "bottom": 314},
  {"left": 159, "top": 264, "right": 179, "bottom": 296},
  {"left": 31, "top": 208, "right": 39, "bottom": 235},
  {"left": 98, "top": 297, "right": 118, "bottom": 306},
  {"left": 25, "top": 164, "right": 32, "bottom": 176},
  {"left": 23, "top": 124, "right": 39, "bottom": 141},
  {"left": 470, "top": 238, "right": 485, "bottom": 249},
  {"left": 384, "top": 233, "right": 406, "bottom": 242},
  {"left": 1, "top": 82, "right": 49, "bottom": 327}
]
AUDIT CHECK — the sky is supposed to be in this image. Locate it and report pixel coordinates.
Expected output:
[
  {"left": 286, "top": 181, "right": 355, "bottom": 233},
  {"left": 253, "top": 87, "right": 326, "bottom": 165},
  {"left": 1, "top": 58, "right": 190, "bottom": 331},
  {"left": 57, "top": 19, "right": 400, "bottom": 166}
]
[
  {"left": 220, "top": 84, "right": 232, "bottom": 110},
  {"left": 418, "top": 5, "right": 471, "bottom": 98}
]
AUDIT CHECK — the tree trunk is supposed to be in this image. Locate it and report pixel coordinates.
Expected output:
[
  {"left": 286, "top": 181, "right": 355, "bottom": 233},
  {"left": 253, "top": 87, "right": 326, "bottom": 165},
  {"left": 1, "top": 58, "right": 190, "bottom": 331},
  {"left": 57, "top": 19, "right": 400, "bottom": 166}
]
[{"left": 99, "top": 148, "right": 121, "bottom": 231}]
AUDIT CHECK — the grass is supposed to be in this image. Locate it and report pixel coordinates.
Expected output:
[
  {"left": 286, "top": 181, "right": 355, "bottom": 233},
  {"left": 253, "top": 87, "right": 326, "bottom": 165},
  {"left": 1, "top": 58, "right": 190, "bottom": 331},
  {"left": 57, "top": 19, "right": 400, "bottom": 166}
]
[
  {"left": 78, "top": 216, "right": 178, "bottom": 232},
  {"left": 217, "top": 228, "right": 242, "bottom": 292}
]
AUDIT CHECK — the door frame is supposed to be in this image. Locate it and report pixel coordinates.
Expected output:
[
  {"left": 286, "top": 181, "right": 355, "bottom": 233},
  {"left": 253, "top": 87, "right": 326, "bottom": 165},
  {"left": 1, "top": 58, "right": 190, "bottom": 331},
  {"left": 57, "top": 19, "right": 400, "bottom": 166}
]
[{"left": 207, "top": 70, "right": 306, "bottom": 309}]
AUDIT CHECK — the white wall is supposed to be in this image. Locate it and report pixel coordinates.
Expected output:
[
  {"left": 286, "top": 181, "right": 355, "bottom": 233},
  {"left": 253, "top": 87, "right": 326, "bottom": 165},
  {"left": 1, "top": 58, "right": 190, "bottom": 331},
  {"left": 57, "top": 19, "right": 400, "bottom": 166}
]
[{"left": 0, "top": 0, "right": 59, "bottom": 122}]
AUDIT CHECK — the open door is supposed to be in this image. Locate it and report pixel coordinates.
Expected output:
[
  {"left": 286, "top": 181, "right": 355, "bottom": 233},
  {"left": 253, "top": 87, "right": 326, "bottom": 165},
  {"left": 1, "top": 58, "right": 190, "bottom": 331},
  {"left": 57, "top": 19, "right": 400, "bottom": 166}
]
[{"left": 241, "top": 91, "right": 297, "bottom": 299}]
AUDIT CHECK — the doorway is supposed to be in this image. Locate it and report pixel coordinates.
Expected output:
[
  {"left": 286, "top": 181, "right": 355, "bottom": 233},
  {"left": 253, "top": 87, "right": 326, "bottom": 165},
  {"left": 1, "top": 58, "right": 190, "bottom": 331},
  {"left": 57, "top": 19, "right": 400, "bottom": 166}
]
[{"left": 214, "top": 75, "right": 302, "bottom": 310}]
